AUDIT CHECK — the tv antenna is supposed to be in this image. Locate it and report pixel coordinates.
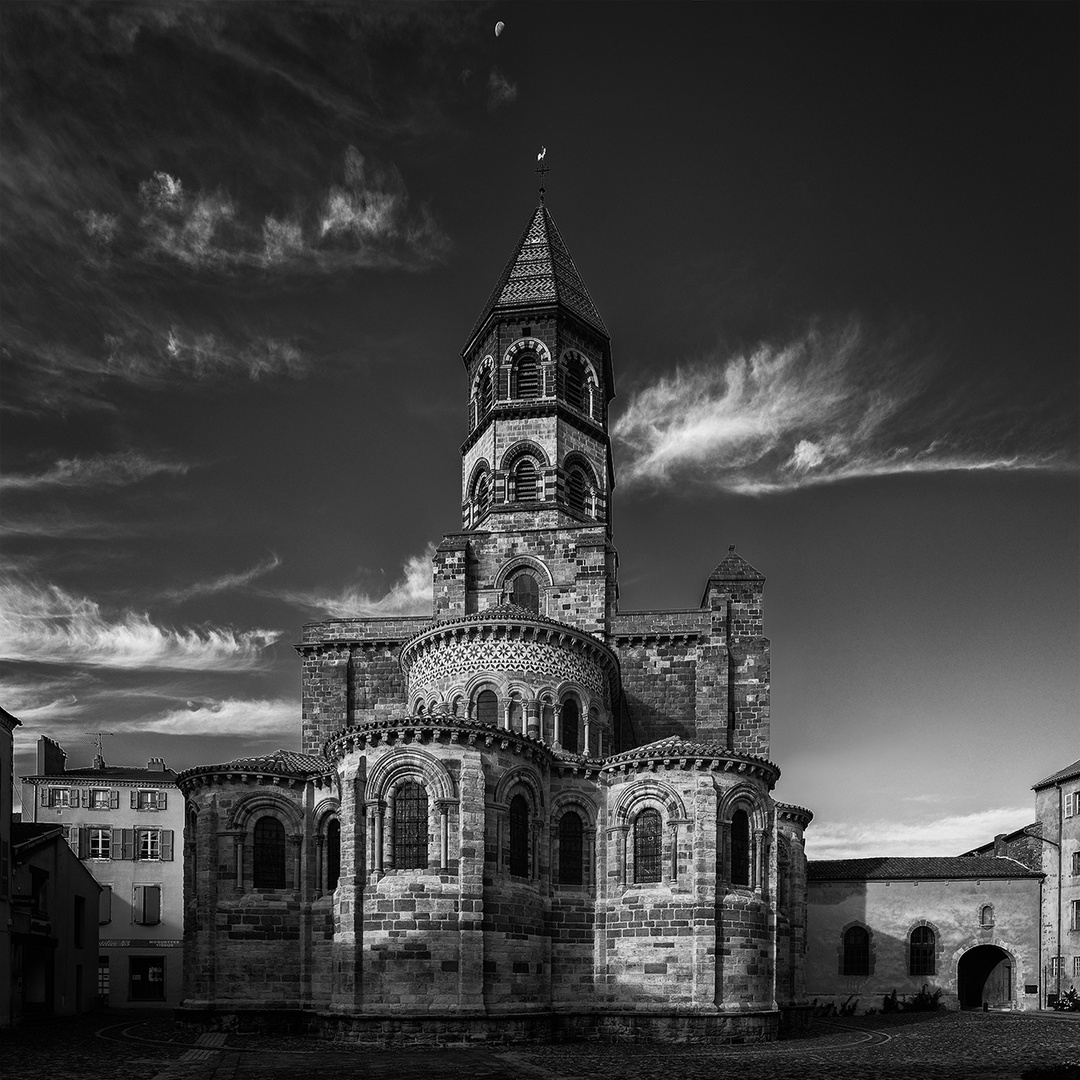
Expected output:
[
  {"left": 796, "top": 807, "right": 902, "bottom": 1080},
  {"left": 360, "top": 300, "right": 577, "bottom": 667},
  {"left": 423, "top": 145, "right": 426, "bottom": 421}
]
[{"left": 85, "top": 732, "right": 114, "bottom": 761}]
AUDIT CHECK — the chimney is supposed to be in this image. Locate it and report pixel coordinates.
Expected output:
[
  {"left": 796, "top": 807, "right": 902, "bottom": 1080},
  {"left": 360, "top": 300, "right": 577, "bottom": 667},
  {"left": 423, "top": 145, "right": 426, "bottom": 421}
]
[
  {"left": 93, "top": 755, "right": 106, "bottom": 770},
  {"left": 993, "top": 833, "right": 1007, "bottom": 857},
  {"left": 147, "top": 756, "right": 167, "bottom": 772},
  {"left": 37, "top": 735, "right": 67, "bottom": 776}
]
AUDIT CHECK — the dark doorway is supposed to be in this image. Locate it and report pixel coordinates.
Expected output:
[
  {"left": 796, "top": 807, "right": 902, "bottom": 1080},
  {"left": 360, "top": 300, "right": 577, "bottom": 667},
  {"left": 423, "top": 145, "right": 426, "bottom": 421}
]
[{"left": 957, "top": 944, "right": 1012, "bottom": 1008}]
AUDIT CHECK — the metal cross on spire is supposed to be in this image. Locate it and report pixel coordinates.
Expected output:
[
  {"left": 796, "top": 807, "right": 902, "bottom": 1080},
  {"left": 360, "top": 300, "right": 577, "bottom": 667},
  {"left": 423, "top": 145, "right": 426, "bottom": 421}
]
[{"left": 535, "top": 146, "right": 549, "bottom": 204}]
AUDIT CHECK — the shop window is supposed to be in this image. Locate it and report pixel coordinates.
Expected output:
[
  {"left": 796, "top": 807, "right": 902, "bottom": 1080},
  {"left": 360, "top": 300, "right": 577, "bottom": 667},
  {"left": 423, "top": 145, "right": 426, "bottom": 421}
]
[
  {"left": 253, "top": 816, "right": 286, "bottom": 889},
  {"left": 393, "top": 782, "right": 428, "bottom": 869},
  {"left": 129, "top": 956, "right": 165, "bottom": 1002}
]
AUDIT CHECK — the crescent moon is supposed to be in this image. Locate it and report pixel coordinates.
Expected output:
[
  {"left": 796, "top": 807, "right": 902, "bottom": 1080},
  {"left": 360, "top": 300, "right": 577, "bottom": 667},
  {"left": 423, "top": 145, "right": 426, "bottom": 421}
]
[{"left": 495, "top": 21, "right": 505, "bottom": 38}]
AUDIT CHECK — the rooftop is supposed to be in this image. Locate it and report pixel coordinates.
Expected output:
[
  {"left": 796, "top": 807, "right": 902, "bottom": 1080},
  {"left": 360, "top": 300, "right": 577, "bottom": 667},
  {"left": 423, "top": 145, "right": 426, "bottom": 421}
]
[
  {"left": 1034, "top": 757, "right": 1080, "bottom": 790},
  {"left": 808, "top": 856, "right": 1042, "bottom": 881}
]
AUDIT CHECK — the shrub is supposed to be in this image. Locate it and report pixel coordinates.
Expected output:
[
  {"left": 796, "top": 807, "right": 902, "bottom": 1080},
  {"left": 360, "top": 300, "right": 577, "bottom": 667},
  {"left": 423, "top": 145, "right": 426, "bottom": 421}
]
[
  {"left": 882, "top": 990, "right": 899, "bottom": 1014},
  {"left": 901, "top": 985, "right": 943, "bottom": 1012}
]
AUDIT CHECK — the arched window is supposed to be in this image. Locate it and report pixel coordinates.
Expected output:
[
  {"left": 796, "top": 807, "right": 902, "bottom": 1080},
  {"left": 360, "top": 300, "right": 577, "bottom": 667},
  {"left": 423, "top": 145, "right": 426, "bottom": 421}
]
[
  {"left": 510, "top": 571, "right": 540, "bottom": 613},
  {"left": 843, "top": 926, "right": 870, "bottom": 976},
  {"left": 541, "top": 699, "right": 556, "bottom": 742},
  {"left": 633, "top": 808, "right": 662, "bottom": 884},
  {"left": 567, "top": 467, "right": 589, "bottom": 516},
  {"left": 326, "top": 818, "right": 341, "bottom": 891},
  {"left": 508, "top": 693, "right": 524, "bottom": 733},
  {"left": 514, "top": 354, "right": 540, "bottom": 398},
  {"left": 730, "top": 808, "right": 751, "bottom": 886},
  {"left": 253, "top": 816, "right": 286, "bottom": 889},
  {"left": 509, "top": 794, "right": 529, "bottom": 877},
  {"left": 564, "top": 356, "right": 587, "bottom": 412},
  {"left": 561, "top": 698, "right": 580, "bottom": 753},
  {"left": 980, "top": 904, "right": 994, "bottom": 927},
  {"left": 392, "top": 781, "right": 428, "bottom": 869},
  {"left": 474, "top": 471, "right": 491, "bottom": 515},
  {"left": 476, "top": 689, "right": 499, "bottom": 726},
  {"left": 477, "top": 369, "right": 493, "bottom": 418},
  {"left": 558, "top": 812, "right": 584, "bottom": 885},
  {"left": 909, "top": 925, "right": 935, "bottom": 976},
  {"left": 514, "top": 458, "right": 539, "bottom": 502}
]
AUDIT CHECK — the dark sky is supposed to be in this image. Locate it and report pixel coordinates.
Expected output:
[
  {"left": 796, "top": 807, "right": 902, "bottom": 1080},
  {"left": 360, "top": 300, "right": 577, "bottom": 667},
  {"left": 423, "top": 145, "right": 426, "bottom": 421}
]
[{"left": 2, "top": 2, "right": 1077, "bottom": 856}]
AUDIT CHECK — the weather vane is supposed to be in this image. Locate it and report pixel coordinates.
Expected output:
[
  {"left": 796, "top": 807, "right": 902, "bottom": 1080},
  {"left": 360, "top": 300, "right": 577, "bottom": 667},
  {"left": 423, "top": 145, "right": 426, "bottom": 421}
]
[{"left": 535, "top": 146, "right": 549, "bottom": 204}]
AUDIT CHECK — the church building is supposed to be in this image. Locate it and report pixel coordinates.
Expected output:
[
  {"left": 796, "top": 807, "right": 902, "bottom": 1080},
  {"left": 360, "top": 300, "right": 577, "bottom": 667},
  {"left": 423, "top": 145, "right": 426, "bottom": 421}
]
[{"left": 177, "top": 199, "right": 814, "bottom": 1042}]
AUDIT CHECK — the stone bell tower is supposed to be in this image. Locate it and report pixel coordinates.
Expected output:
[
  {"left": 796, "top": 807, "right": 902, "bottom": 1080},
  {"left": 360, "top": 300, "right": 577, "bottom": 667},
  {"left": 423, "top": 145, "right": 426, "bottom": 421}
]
[{"left": 433, "top": 201, "right": 619, "bottom": 636}]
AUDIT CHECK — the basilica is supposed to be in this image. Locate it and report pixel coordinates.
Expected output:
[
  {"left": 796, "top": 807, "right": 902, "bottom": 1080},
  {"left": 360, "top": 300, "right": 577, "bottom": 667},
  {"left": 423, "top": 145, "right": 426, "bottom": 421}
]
[{"left": 177, "top": 200, "right": 814, "bottom": 1042}]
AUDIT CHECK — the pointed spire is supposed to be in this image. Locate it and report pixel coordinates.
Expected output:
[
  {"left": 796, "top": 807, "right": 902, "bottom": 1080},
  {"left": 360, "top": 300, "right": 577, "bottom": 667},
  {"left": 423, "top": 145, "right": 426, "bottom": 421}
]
[{"left": 464, "top": 203, "right": 607, "bottom": 352}]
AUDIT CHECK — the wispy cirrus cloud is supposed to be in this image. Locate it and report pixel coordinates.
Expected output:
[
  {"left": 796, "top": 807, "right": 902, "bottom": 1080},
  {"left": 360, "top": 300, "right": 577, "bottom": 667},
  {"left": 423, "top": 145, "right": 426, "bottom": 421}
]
[
  {"left": 2, "top": 451, "right": 190, "bottom": 492},
  {"left": 487, "top": 69, "right": 518, "bottom": 110},
  {"left": 612, "top": 320, "right": 1076, "bottom": 494},
  {"left": 111, "top": 696, "right": 298, "bottom": 738},
  {"left": 805, "top": 805, "right": 1032, "bottom": 861},
  {"left": 162, "top": 555, "right": 282, "bottom": 603},
  {"left": 275, "top": 545, "right": 434, "bottom": 618},
  {"left": 0, "top": 579, "right": 282, "bottom": 671}
]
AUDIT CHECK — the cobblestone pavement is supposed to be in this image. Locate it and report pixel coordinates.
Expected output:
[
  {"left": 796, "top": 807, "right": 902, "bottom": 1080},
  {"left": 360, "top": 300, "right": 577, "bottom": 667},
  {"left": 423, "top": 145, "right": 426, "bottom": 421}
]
[{"left": 1, "top": 1010, "right": 1077, "bottom": 1080}]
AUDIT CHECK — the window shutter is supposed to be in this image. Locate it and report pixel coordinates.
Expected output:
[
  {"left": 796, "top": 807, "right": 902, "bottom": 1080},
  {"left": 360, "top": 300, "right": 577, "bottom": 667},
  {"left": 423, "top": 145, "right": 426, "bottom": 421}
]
[
  {"left": 161, "top": 830, "right": 174, "bottom": 862},
  {"left": 159, "top": 791, "right": 167, "bottom": 811},
  {"left": 99, "top": 884, "right": 112, "bottom": 924},
  {"left": 131, "top": 790, "right": 138, "bottom": 810},
  {"left": 78, "top": 827, "right": 90, "bottom": 860},
  {"left": 111, "top": 828, "right": 123, "bottom": 859},
  {"left": 145, "top": 885, "right": 161, "bottom": 925},
  {"left": 133, "top": 884, "right": 144, "bottom": 923},
  {"left": 122, "top": 829, "right": 136, "bottom": 860},
  {"left": 40, "top": 786, "right": 50, "bottom": 806},
  {"left": 80, "top": 789, "right": 88, "bottom": 808},
  {"left": 110, "top": 790, "right": 119, "bottom": 809}
]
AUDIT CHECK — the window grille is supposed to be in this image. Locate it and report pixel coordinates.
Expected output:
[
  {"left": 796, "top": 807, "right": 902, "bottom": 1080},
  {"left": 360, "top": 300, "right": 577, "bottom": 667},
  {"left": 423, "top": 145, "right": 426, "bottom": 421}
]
[
  {"left": 393, "top": 782, "right": 428, "bottom": 869},
  {"left": 561, "top": 698, "right": 580, "bottom": 753},
  {"left": 253, "top": 816, "right": 286, "bottom": 888},
  {"left": 476, "top": 689, "right": 499, "bottom": 726},
  {"left": 909, "top": 926, "right": 936, "bottom": 975},
  {"left": 326, "top": 819, "right": 341, "bottom": 890},
  {"left": 90, "top": 789, "right": 112, "bottom": 809},
  {"left": 634, "top": 809, "right": 662, "bottom": 883},
  {"left": 511, "top": 572, "right": 540, "bottom": 613},
  {"left": 730, "top": 809, "right": 751, "bottom": 886},
  {"left": 843, "top": 926, "right": 870, "bottom": 976},
  {"left": 515, "top": 355, "right": 540, "bottom": 398},
  {"left": 567, "top": 468, "right": 588, "bottom": 516},
  {"left": 1074, "top": 956, "right": 1080, "bottom": 978},
  {"left": 558, "top": 812, "right": 584, "bottom": 886},
  {"left": 129, "top": 956, "right": 165, "bottom": 1001},
  {"left": 514, "top": 459, "right": 539, "bottom": 502},
  {"left": 509, "top": 795, "right": 529, "bottom": 877}
]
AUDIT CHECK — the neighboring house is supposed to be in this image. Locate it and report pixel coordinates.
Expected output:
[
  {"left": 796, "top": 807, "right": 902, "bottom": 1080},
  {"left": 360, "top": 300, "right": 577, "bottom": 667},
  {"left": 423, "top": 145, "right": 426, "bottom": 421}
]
[
  {"left": 1, "top": 706, "right": 21, "bottom": 1027},
  {"left": 9, "top": 822, "right": 99, "bottom": 1021},
  {"left": 806, "top": 857, "right": 1043, "bottom": 1012},
  {"left": 1034, "top": 757, "right": 1080, "bottom": 1007},
  {"left": 960, "top": 825, "right": 1043, "bottom": 872},
  {"left": 21, "top": 736, "right": 184, "bottom": 1008}
]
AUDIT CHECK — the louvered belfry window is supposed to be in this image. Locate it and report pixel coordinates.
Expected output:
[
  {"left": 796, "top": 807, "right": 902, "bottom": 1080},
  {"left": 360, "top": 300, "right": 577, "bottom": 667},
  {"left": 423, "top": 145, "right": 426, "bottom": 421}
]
[
  {"left": 253, "top": 816, "right": 286, "bottom": 889},
  {"left": 634, "top": 809, "right": 663, "bottom": 884},
  {"left": 558, "top": 812, "right": 584, "bottom": 885},
  {"left": 509, "top": 794, "right": 529, "bottom": 877},
  {"left": 475, "top": 472, "right": 491, "bottom": 514},
  {"left": 393, "top": 781, "right": 428, "bottom": 869},
  {"left": 567, "top": 468, "right": 588, "bottom": 516},
  {"left": 514, "top": 459, "right": 538, "bottom": 502},
  {"left": 477, "top": 369, "right": 493, "bottom": 417},
  {"left": 564, "top": 356, "right": 587, "bottom": 411},
  {"left": 515, "top": 354, "right": 540, "bottom": 398}
]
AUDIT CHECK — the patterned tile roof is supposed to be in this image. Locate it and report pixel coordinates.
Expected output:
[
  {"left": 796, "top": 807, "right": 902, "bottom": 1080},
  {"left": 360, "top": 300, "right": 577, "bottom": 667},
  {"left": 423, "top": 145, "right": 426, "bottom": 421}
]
[
  {"left": 604, "top": 735, "right": 778, "bottom": 772},
  {"left": 466, "top": 204, "right": 607, "bottom": 347},
  {"left": 808, "top": 857, "right": 1042, "bottom": 881},
  {"left": 1033, "top": 757, "right": 1080, "bottom": 790},
  {"left": 177, "top": 748, "right": 330, "bottom": 783},
  {"left": 707, "top": 546, "right": 765, "bottom": 582},
  {"left": 24, "top": 765, "right": 178, "bottom": 782}
]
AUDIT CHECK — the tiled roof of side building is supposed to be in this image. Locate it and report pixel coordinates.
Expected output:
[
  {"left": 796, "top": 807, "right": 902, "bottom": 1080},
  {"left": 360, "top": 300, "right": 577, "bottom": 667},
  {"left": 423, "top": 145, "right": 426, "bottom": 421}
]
[
  {"left": 808, "top": 856, "right": 1043, "bottom": 881},
  {"left": 466, "top": 204, "right": 607, "bottom": 348},
  {"left": 1033, "top": 757, "right": 1080, "bottom": 790},
  {"left": 26, "top": 765, "right": 178, "bottom": 782},
  {"left": 177, "top": 748, "right": 331, "bottom": 782}
]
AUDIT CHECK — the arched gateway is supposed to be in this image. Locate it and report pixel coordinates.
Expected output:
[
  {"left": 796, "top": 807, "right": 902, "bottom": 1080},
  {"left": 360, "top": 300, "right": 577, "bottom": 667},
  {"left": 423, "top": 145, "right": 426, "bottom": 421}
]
[{"left": 957, "top": 944, "right": 1014, "bottom": 1009}]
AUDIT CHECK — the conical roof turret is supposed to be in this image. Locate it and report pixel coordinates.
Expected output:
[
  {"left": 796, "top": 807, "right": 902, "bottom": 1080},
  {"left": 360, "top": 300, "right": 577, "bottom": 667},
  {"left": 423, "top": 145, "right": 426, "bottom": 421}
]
[{"left": 464, "top": 204, "right": 607, "bottom": 354}]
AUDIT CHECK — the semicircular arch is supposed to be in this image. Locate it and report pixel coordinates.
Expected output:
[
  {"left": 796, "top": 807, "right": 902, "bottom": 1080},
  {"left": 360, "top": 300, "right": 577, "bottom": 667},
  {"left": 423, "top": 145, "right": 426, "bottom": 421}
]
[{"left": 364, "top": 747, "right": 456, "bottom": 804}]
